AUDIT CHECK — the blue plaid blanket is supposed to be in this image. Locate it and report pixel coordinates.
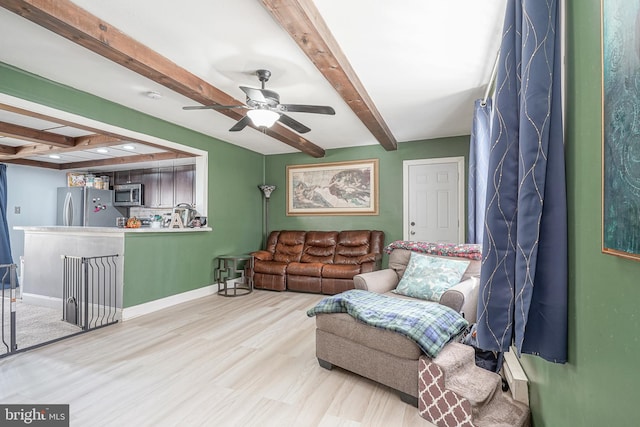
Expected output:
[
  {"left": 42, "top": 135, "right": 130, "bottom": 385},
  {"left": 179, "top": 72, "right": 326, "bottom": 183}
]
[{"left": 307, "top": 290, "right": 468, "bottom": 358}]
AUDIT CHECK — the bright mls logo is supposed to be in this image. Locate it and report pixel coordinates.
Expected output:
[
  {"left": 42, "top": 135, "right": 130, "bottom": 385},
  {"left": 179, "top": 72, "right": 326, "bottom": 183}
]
[{"left": 0, "top": 405, "right": 69, "bottom": 426}]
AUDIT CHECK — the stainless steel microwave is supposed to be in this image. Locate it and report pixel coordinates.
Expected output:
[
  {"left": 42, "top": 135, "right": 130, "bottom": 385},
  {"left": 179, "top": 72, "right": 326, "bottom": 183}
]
[{"left": 113, "top": 183, "right": 144, "bottom": 207}]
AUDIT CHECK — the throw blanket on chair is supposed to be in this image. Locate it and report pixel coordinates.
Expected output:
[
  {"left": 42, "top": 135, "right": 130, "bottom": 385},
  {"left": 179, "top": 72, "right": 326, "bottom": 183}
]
[
  {"left": 384, "top": 240, "right": 482, "bottom": 260},
  {"left": 307, "top": 290, "right": 468, "bottom": 358}
]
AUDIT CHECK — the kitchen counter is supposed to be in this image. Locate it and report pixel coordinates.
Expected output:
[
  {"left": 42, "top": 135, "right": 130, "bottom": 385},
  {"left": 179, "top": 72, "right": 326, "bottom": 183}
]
[
  {"left": 15, "top": 224, "right": 212, "bottom": 314},
  {"left": 14, "top": 225, "right": 212, "bottom": 234}
]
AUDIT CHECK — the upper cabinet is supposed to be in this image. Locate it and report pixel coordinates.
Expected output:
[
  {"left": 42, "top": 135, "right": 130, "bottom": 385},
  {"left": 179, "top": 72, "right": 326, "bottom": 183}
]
[
  {"left": 174, "top": 165, "right": 195, "bottom": 206},
  {"left": 112, "top": 165, "right": 195, "bottom": 208}
]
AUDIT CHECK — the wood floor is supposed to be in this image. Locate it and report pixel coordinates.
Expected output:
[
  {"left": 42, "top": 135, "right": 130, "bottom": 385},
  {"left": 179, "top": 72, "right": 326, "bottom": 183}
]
[{"left": 0, "top": 290, "right": 436, "bottom": 427}]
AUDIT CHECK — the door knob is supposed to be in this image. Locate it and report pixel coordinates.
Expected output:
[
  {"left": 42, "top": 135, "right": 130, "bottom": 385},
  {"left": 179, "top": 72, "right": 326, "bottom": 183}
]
[{"left": 410, "top": 231, "right": 416, "bottom": 235}]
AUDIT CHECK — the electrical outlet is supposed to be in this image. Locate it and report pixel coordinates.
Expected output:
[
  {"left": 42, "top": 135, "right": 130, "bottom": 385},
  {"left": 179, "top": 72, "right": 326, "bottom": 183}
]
[{"left": 14, "top": 206, "right": 20, "bottom": 214}]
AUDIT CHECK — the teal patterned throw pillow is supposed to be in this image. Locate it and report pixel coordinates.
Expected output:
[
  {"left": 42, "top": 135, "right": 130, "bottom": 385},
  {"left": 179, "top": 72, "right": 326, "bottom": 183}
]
[{"left": 393, "top": 252, "right": 470, "bottom": 302}]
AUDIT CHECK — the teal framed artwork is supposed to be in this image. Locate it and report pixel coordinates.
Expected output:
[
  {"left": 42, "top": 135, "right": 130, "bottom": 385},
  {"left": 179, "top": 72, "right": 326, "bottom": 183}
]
[{"left": 601, "top": 0, "right": 640, "bottom": 260}]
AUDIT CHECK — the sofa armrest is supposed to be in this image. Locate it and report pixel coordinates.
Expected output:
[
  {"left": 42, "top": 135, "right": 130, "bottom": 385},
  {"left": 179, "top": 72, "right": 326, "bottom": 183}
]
[
  {"left": 357, "top": 252, "right": 380, "bottom": 264},
  {"left": 439, "top": 277, "right": 480, "bottom": 323},
  {"left": 353, "top": 269, "right": 399, "bottom": 293},
  {"left": 250, "top": 250, "right": 273, "bottom": 261}
]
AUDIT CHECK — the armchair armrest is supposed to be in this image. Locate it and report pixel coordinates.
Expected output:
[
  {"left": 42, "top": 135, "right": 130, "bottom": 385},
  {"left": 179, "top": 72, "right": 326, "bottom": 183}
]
[
  {"left": 439, "top": 277, "right": 480, "bottom": 323},
  {"left": 353, "top": 269, "right": 399, "bottom": 293},
  {"left": 250, "top": 250, "right": 273, "bottom": 261}
]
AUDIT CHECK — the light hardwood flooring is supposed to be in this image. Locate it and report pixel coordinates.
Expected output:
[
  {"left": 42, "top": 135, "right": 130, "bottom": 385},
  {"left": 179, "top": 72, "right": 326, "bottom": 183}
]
[{"left": 0, "top": 290, "right": 436, "bottom": 427}]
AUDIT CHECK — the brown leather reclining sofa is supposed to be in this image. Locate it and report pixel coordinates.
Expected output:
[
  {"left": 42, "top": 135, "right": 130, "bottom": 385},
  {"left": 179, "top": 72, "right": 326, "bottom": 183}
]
[{"left": 249, "top": 230, "right": 385, "bottom": 294}]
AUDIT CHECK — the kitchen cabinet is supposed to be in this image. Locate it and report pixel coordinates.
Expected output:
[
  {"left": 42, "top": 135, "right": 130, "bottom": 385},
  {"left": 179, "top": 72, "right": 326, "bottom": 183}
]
[
  {"left": 158, "top": 167, "right": 174, "bottom": 208},
  {"left": 141, "top": 170, "right": 159, "bottom": 207},
  {"left": 174, "top": 165, "right": 195, "bottom": 206},
  {"left": 106, "top": 165, "right": 195, "bottom": 208}
]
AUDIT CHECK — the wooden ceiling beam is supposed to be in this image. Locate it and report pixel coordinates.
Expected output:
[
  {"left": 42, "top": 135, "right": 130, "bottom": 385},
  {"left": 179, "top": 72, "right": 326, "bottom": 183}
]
[
  {"left": 2, "top": 134, "right": 122, "bottom": 159},
  {"left": 1, "top": 0, "right": 325, "bottom": 157},
  {"left": 0, "top": 157, "right": 62, "bottom": 169},
  {"left": 260, "top": 0, "right": 397, "bottom": 151},
  {"left": 0, "top": 144, "right": 18, "bottom": 155},
  {"left": 58, "top": 151, "right": 196, "bottom": 170},
  {"left": 0, "top": 103, "right": 196, "bottom": 158},
  {"left": 0, "top": 120, "right": 75, "bottom": 147}
]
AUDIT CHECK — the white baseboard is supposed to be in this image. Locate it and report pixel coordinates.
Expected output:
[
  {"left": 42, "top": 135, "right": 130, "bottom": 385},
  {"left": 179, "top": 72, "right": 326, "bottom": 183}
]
[
  {"left": 23, "top": 285, "right": 220, "bottom": 322},
  {"left": 22, "top": 293, "right": 61, "bottom": 309},
  {"left": 502, "top": 348, "right": 529, "bottom": 406},
  {"left": 121, "top": 283, "right": 219, "bottom": 321}
]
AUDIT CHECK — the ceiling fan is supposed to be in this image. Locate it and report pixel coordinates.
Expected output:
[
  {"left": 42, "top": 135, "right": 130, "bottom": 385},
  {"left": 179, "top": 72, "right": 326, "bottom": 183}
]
[{"left": 183, "top": 69, "right": 335, "bottom": 134}]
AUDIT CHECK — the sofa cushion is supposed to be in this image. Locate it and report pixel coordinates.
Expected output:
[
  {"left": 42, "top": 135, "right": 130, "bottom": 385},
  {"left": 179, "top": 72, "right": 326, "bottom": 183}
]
[
  {"left": 273, "top": 231, "right": 306, "bottom": 263},
  {"left": 300, "top": 231, "right": 338, "bottom": 264},
  {"left": 393, "top": 252, "right": 470, "bottom": 302},
  {"left": 389, "top": 249, "right": 480, "bottom": 282},
  {"left": 334, "top": 230, "right": 373, "bottom": 264},
  {"left": 254, "top": 260, "right": 289, "bottom": 275},
  {"left": 322, "top": 263, "right": 361, "bottom": 279},
  {"left": 287, "top": 262, "right": 324, "bottom": 277}
]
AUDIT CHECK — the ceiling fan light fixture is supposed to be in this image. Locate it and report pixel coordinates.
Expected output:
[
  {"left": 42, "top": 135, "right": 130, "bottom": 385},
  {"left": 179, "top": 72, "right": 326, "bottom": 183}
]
[{"left": 247, "top": 109, "right": 279, "bottom": 128}]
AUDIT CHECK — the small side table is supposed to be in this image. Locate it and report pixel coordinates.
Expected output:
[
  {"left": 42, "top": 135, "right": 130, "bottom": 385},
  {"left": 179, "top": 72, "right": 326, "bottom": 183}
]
[{"left": 214, "top": 254, "right": 254, "bottom": 297}]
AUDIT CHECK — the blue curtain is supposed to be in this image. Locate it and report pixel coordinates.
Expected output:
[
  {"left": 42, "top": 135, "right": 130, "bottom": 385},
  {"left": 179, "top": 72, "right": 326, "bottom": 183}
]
[
  {"left": 476, "top": 0, "right": 567, "bottom": 363},
  {"left": 468, "top": 99, "right": 492, "bottom": 244},
  {"left": 0, "top": 164, "right": 15, "bottom": 269}
]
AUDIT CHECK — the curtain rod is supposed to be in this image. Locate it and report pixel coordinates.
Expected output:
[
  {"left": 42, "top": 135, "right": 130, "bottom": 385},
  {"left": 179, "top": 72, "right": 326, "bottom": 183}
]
[{"left": 481, "top": 51, "right": 500, "bottom": 106}]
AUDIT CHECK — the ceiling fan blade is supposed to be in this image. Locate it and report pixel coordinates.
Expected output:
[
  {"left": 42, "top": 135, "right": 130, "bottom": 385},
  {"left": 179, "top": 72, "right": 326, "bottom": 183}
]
[
  {"left": 239, "top": 86, "right": 267, "bottom": 103},
  {"left": 183, "top": 105, "right": 245, "bottom": 110},
  {"left": 278, "top": 104, "right": 335, "bottom": 115},
  {"left": 278, "top": 114, "right": 311, "bottom": 134},
  {"left": 229, "top": 115, "right": 252, "bottom": 132}
]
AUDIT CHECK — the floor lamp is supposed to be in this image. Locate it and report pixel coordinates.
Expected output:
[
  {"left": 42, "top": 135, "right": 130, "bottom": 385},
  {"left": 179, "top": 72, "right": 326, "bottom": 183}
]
[{"left": 258, "top": 185, "right": 276, "bottom": 247}]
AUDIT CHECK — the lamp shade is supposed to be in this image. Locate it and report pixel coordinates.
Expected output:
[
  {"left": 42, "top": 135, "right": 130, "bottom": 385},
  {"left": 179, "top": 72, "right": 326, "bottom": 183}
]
[
  {"left": 247, "top": 109, "right": 279, "bottom": 128},
  {"left": 258, "top": 184, "right": 276, "bottom": 199}
]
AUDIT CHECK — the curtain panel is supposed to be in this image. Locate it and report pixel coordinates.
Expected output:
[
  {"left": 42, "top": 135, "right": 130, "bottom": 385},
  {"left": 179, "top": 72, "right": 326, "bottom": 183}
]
[
  {"left": 0, "top": 164, "right": 15, "bottom": 269},
  {"left": 468, "top": 99, "right": 492, "bottom": 245},
  {"left": 476, "top": 0, "right": 568, "bottom": 363}
]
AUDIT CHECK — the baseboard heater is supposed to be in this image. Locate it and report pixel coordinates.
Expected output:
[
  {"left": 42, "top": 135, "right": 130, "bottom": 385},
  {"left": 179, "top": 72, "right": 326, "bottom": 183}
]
[{"left": 501, "top": 347, "right": 529, "bottom": 406}]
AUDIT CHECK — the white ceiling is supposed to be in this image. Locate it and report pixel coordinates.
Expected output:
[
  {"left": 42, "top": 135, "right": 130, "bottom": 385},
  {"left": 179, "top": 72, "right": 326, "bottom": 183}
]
[{"left": 0, "top": 0, "right": 507, "bottom": 158}]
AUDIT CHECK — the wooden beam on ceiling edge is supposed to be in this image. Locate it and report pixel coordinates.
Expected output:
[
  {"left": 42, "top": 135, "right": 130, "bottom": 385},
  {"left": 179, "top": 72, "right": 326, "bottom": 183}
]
[
  {"left": 0, "top": 120, "right": 75, "bottom": 147},
  {"left": 1, "top": 0, "right": 325, "bottom": 158},
  {"left": 260, "top": 0, "right": 397, "bottom": 151}
]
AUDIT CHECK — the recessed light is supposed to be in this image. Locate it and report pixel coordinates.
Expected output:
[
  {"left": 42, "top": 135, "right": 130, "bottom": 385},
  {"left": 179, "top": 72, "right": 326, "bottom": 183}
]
[
  {"left": 97, "top": 148, "right": 109, "bottom": 154},
  {"left": 145, "top": 91, "right": 162, "bottom": 100},
  {"left": 122, "top": 145, "right": 135, "bottom": 150},
  {"left": 49, "top": 154, "right": 61, "bottom": 159}
]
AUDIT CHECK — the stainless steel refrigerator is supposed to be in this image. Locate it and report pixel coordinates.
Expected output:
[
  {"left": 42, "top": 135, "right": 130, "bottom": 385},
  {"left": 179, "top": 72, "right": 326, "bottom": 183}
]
[{"left": 57, "top": 187, "right": 126, "bottom": 227}]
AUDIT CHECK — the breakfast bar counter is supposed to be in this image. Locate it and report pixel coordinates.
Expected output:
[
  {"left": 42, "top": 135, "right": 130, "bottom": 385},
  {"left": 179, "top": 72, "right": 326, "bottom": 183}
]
[
  {"left": 14, "top": 225, "right": 212, "bottom": 234},
  {"left": 13, "top": 225, "right": 212, "bottom": 315}
]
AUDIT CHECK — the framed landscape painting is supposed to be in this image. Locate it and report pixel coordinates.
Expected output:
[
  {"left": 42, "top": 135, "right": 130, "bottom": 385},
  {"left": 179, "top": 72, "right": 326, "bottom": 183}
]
[
  {"left": 286, "top": 159, "right": 379, "bottom": 216},
  {"left": 601, "top": 0, "right": 640, "bottom": 260}
]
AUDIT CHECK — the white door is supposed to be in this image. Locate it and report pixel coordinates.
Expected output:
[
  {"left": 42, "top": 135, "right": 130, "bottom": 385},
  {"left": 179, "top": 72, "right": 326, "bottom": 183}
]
[{"left": 403, "top": 157, "right": 464, "bottom": 243}]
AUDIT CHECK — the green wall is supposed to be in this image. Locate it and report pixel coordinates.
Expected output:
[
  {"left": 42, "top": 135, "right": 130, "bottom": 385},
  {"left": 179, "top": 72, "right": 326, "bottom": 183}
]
[
  {"left": 516, "top": 1, "right": 640, "bottom": 425},
  {"left": 265, "top": 137, "right": 470, "bottom": 255},
  {"left": 0, "top": 63, "right": 264, "bottom": 307}
]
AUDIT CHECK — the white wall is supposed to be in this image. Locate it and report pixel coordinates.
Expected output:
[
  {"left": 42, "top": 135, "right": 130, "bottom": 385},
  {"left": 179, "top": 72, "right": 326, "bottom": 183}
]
[{"left": 5, "top": 164, "right": 66, "bottom": 266}]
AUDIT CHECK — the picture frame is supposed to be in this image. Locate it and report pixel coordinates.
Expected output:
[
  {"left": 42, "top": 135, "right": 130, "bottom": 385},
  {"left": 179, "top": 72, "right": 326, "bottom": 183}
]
[
  {"left": 601, "top": 0, "right": 640, "bottom": 260},
  {"left": 286, "top": 159, "right": 379, "bottom": 216}
]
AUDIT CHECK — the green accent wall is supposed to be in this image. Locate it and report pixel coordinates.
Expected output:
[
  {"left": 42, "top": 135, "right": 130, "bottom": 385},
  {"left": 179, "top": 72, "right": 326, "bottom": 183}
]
[
  {"left": 265, "top": 138, "right": 470, "bottom": 255},
  {"left": 0, "top": 63, "right": 265, "bottom": 307},
  {"left": 516, "top": 1, "right": 640, "bottom": 425}
]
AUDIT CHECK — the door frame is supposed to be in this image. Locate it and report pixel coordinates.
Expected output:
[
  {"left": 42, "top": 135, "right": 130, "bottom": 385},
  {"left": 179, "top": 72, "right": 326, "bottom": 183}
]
[{"left": 402, "top": 156, "right": 465, "bottom": 242}]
